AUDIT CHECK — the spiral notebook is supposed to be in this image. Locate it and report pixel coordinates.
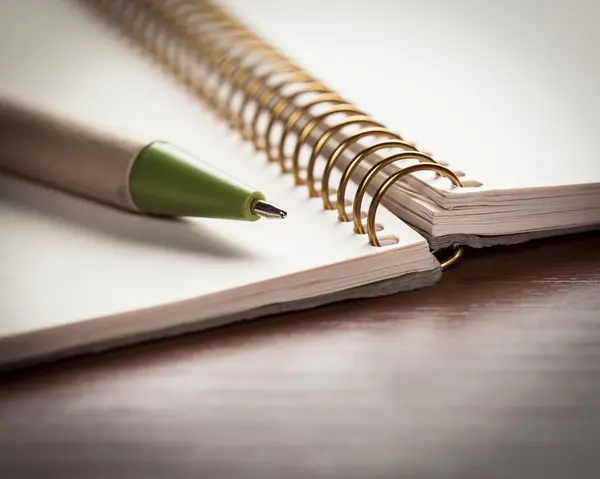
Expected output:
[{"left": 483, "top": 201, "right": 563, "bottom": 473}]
[
  {"left": 75, "top": 0, "right": 600, "bottom": 251},
  {"left": 1, "top": 0, "right": 599, "bottom": 370}
]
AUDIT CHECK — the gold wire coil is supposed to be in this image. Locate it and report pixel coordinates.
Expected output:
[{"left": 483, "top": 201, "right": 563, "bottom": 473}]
[
  {"left": 80, "top": 0, "right": 465, "bottom": 268},
  {"left": 306, "top": 115, "right": 383, "bottom": 197},
  {"left": 263, "top": 84, "right": 332, "bottom": 163}
]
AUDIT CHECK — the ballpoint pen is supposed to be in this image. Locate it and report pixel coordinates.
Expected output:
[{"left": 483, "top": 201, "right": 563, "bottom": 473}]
[{"left": 0, "top": 96, "right": 287, "bottom": 221}]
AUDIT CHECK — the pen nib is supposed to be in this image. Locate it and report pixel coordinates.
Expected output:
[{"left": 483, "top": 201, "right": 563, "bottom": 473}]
[{"left": 252, "top": 200, "right": 287, "bottom": 219}]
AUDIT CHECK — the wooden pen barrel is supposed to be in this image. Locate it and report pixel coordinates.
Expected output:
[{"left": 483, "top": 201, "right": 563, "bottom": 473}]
[{"left": 0, "top": 96, "right": 141, "bottom": 211}]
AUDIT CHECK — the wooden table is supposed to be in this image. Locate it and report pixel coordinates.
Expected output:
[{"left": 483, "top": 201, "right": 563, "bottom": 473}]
[{"left": 1, "top": 232, "right": 599, "bottom": 479}]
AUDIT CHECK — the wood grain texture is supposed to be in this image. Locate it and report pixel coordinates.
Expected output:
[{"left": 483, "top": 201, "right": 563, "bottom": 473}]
[{"left": 1, "top": 232, "right": 600, "bottom": 479}]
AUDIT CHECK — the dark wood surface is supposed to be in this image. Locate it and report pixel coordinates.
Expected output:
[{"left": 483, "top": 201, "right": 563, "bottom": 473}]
[{"left": 1, "top": 232, "right": 600, "bottom": 479}]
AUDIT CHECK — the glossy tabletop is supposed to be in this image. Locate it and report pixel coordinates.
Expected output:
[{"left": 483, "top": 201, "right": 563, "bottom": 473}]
[{"left": 1, "top": 232, "right": 599, "bottom": 479}]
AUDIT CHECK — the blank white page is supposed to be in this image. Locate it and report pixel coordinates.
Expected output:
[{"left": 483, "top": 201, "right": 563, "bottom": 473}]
[
  {"left": 0, "top": 0, "right": 433, "bottom": 344},
  {"left": 221, "top": 0, "right": 600, "bottom": 192}
]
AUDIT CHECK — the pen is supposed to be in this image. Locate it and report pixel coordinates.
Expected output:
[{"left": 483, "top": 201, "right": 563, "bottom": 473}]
[{"left": 0, "top": 96, "right": 286, "bottom": 221}]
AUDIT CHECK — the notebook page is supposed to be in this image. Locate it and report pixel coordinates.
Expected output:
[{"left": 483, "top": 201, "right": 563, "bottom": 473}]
[
  {"left": 0, "top": 0, "right": 434, "bottom": 342},
  {"left": 220, "top": 0, "right": 600, "bottom": 195}
]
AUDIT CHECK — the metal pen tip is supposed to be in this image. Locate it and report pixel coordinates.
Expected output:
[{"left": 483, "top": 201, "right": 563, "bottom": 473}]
[{"left": 252, "top": 200, "right": 287, "bottom": 219}]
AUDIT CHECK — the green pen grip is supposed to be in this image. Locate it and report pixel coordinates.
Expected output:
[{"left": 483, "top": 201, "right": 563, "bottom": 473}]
[
  {"left": 129, "top": 141, "right": 266, "bottom": 221},
  {"left": 0, "top": 97, "right": 276, "bottom": 221}
]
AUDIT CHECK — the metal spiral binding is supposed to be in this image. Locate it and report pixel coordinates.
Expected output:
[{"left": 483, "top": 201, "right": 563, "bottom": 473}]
[{"left": 79, "top": 0, "right": 464, "bottom": 268}]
